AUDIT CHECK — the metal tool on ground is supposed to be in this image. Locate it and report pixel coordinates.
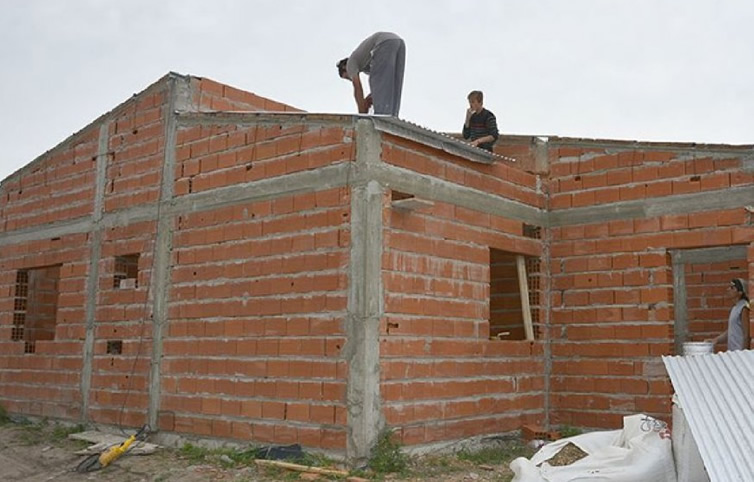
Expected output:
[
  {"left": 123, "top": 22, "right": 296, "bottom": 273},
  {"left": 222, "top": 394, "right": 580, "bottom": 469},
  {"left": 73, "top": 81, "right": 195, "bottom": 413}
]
[{"left": 75, "top": 424, "right": 150, "bottom": 473}]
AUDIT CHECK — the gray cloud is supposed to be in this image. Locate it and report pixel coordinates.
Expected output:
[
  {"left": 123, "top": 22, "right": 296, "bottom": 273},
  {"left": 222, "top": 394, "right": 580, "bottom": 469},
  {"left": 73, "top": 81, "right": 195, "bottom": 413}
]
[{"left": 1, "top": 0, "right": 752, "bottom": 181}]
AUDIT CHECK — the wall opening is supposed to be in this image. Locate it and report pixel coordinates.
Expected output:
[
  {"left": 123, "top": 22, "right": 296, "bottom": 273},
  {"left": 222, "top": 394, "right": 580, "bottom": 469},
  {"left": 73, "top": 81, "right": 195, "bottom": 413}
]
[
  {"left": 523, "top": 223, "right": 542, "bottom": 240},
  {"left": 113, "top": 254, "right": 140, "bottom": 289},
  {"left": 671, "top": 245, "right": 748, "bottom": 353},
  {"left": 490, "top": 249, "right": 541, "bottom": 340},
  {"left": 106, "top": 340, "right": 123, "bottom": 355},
  {"left": 11, "top": 265, "right": 62, "bottom": 354},
  {"left": 685, "top": 257, "right": 747, "bottom": 343}
]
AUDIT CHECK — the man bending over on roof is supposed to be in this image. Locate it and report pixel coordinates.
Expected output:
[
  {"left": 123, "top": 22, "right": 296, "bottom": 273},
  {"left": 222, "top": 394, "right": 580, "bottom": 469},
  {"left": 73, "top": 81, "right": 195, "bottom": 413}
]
[
  {"left": 463, "top": 90, "right": 499, "bottom": 151},
  {"left": 337, "top": 32, "right": 406, "bottom": 116}
]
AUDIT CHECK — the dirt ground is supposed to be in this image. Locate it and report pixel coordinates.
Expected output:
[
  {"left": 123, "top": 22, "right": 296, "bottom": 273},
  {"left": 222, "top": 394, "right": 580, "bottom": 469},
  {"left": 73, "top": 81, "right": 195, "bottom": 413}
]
[{"left": 0, "top": 421, "right": 535, "bottom": 482}]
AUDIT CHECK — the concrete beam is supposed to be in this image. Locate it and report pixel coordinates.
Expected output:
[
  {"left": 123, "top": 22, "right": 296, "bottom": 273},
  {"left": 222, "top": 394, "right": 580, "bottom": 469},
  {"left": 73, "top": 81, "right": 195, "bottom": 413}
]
[
  {"left": 549, "top": 185, "right": 754, "bottom": 227},
  {"left": 171, "top": 163, "right": 353, "bottom": 215},
  {"left": 176, "top": 111, "right": 356, "bottom": 128},
  {"left": 373, "top": 163, "right": 547, "bottom": 225},
  {"left": 0, "top": 218, "right": 94, "bottom": 247},
  {"left": 645, "top": 186, "right": 754, "bottom": 217},
  {"left": 671, "top": 245, "right": 748, "bottom": 265}
]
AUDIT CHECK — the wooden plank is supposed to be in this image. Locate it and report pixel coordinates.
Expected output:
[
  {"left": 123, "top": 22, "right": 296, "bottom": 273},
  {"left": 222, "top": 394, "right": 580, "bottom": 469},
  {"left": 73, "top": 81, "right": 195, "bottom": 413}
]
[
  {"left": 254, "top": 459, "right": 349, "bottom": 477},
  {"left": 516, "top": 255, "right": 534, "bottom": 341}
]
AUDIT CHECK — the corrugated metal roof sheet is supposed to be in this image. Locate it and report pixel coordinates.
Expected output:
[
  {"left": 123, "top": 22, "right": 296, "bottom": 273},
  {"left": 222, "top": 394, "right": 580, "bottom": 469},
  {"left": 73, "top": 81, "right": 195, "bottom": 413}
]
[
  {"left": 662, "top": 350, "right": 754, "bottom": 482},
  {"left": 372, "top": 116, "right": 518, "bottom": 164}
]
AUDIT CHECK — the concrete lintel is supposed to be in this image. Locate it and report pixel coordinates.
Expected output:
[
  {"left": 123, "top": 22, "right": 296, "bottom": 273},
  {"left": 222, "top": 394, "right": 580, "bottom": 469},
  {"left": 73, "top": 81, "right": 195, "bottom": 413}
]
[
  {"left": 0, "top": 218, "right": 93, "bottom": 247},
  {"left": 671, "top": 245, "right": 748, "bottom": 265},
  {"left": 374, "top": 163, "right": 547, "bottom": 225},
  {"left": 550, "top": 185, "right": 754, "bottom": 227},
  {"left": 547, "top": 138, "right": 754, "bottom": 155},
  {"left": 646, "top": 185, "right": 754, "bottom": 217},
  {"left": 548, "top": 202, "right": 645, "bottom": 227}
]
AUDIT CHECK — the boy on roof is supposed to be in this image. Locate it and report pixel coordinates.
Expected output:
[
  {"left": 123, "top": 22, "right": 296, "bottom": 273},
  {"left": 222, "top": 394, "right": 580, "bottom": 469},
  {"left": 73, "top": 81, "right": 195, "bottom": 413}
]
[{"left": 463, "top": 90, "right": 499, "bottom": 151}]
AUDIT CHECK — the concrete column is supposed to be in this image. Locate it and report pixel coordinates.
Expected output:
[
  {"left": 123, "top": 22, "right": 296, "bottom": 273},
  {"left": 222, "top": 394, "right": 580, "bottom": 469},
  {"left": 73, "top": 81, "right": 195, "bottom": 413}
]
[
  {"left": 147, "top": 74, "right": 192, "bottom": 429},
  {"left": 79, "top": 122, "right": 110, "bottom": 421},
  {"left": 345, "top": 119, "right": 385, "bottom": 466}
]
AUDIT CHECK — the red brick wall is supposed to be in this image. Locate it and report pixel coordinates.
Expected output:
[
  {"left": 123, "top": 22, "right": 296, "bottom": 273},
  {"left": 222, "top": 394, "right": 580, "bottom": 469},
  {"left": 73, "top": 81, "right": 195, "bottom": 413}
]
[
  {"left": 174, "top": 123, "right": 353, "bottom": 195},
  {"left": 383, "top": 134, "right": 543, "bottom": 210},
  {"left": 0, "top": 128, "right": 98, "bottom": 232},
  {"left": 549, "top": 147, "right": 752, "bottom": 210},
  {"left": 549, "top": 143, "right": 754, "bottom": 428},
  {"left": 0, "top": 234, "right": 89, "bottom": 420},
  {"left": 193, "top": 77, "right": 303, "bottom": 112},
  {"left": 88, "top": 221, "right": 156, "bottom": 427},
  {"left": 164, "top": 186, "right": 350, "bottom": 447},
  {"left": 380, "top": 135, "right": 546, "bottom": 445},
  {"left": 104, "top": 89, "right": 168, "bottom": 212}
]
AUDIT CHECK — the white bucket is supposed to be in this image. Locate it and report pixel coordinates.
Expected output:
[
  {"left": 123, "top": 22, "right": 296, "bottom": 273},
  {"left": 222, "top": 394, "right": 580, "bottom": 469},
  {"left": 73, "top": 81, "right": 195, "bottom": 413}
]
[{"left": 683, "top": 341, "right": 713, "bottom": 356}]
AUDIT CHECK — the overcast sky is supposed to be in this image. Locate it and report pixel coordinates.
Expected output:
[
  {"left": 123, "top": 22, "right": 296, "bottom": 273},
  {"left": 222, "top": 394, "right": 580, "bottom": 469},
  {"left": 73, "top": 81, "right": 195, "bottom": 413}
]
[{"left": 1, "top": 0, "right": 752, "bottom": 182}]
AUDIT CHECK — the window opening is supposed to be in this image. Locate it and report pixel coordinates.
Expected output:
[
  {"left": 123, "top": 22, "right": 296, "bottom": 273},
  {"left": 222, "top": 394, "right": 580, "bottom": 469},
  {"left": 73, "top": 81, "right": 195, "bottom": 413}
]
[
  {"left": 490, "top": 249, "right": 540, "bottom": 340},
  {"left": 11, "top": 265, "right": 61, "bottom": 352},
  {"left": 523, "top": 224, "right": 542, "bottom": 240},
  {"left": 114, "top": 254, "right": 140, "bottom": 289},
  {"left": 12, "top": 270, "right": 28, "bottom": 341}
]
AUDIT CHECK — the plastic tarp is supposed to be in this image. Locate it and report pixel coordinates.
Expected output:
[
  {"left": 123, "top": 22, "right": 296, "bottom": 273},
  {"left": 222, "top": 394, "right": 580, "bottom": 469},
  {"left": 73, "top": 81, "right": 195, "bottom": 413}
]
[{"left": 510, "top": 414, "right": 677, "bottom": 482}]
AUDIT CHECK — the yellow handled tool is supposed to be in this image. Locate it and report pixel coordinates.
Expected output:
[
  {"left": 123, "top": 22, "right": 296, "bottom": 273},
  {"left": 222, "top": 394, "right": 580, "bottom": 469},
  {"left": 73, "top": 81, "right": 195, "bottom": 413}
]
[{"left": 76, "top": 424, "right": 150, "bottom": 472}]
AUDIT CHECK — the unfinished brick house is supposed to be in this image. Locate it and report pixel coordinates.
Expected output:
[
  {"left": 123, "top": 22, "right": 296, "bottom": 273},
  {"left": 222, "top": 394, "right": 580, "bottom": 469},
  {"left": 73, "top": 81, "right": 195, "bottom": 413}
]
[{"left": 0, "top": 72, "right": 752, "bottom": 463}]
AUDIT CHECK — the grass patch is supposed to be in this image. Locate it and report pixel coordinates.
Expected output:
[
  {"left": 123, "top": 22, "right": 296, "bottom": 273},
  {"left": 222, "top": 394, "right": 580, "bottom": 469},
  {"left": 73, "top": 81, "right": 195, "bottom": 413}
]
[
  {"left": 178, "top": 442, "right": 335, "bottom": 472},
  {"left": 558, "top": 426, "right": 583, "bottom": 438},
  {"left": 51, "top": 423, "right": 86, "bottom": 442},
  {"left": 457, "top": 441, "right": 535, "bottom": 465},
  {"left": 368, "top": 428, "right": 409, "bottom": 477},
  {"left": 0, "top": 404, "right": 9, "bottom": 425},
  {"left": 11, "top": 419, "right": 86, "bottom": 446}
]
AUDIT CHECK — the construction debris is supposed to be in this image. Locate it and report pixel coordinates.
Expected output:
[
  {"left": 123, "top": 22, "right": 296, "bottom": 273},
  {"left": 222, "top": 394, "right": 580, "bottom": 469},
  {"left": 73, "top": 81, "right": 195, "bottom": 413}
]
[
  {"left": 543, "top": 443, "right": 587, "bottom": 466},
  {"left": 69, "top": 430, "right": 159, "bottom": 455}
]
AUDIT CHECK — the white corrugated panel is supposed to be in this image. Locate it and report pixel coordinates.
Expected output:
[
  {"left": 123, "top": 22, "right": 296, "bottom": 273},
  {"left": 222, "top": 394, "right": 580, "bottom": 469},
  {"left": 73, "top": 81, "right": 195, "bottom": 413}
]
[{"left": 662, "top": 350, "right": 754, "bottom": 482}]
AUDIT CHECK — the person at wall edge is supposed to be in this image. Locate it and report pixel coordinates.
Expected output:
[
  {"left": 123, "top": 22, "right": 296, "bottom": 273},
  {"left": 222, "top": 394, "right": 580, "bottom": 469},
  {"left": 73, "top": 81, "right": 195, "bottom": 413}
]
[
  {"left": 337, "top": 32, "right": 406, "bottom": 117},
  {"left": 462, "top": 90, "right": 499, "bottom": 151},
  {"left": 707, "top": 278, "right": 750, "bottom": 351}
]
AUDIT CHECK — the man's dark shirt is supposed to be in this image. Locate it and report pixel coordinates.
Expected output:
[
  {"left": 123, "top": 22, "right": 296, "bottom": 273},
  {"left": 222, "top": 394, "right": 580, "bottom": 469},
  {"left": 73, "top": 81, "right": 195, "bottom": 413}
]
[{"left": 462, "top": 108, "right": 499, "bottom": 151}]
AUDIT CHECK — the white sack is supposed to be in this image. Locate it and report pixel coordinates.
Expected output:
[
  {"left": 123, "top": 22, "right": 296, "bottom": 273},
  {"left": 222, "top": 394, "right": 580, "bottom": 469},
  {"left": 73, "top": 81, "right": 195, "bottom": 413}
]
[{"left": 510, "top": 414, "right": 677, "bottom": 482}]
